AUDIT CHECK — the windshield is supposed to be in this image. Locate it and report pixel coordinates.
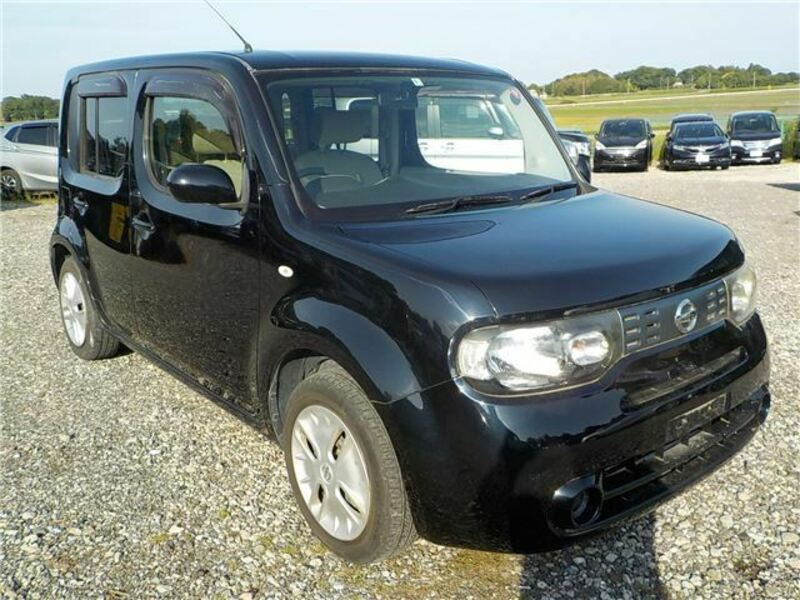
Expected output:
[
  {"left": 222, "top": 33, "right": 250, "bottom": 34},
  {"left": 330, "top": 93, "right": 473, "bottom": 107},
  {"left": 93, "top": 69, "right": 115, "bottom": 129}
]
[
  {"left": 732, "top": 113, "right": 779, "bottom": 134},
  {"left": 675, "top": 122, "right": 724, "bottom": 140},
  {"left": 263, "top": 73, "right": 573, "bottom": 219},
  {"left": 601, "top": 120, "right": 645, "bottom": 138}
]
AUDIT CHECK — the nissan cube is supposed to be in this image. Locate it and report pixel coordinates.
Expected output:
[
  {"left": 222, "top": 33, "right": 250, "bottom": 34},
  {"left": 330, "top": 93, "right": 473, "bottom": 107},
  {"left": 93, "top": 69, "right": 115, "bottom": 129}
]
[{"left": 51, "top": 51, "right": 770, "bottom": 563}]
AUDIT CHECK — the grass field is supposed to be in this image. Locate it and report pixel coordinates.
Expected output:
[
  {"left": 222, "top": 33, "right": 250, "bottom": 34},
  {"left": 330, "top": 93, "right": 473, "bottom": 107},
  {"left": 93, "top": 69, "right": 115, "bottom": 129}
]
[{"left": 546, "top": 86, "right": 800, "bottom": 133}]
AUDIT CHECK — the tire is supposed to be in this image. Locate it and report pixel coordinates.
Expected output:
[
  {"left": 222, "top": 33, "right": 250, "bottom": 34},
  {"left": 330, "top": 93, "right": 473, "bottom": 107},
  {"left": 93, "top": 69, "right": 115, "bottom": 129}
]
[
  {"left": 58, "top": 257, "right": 119, "bottom": 360},
  {"left": 1, "top": 169, "right": 23, "bottom": 200},
  {"left": 282, "top": 364, "right": 416, "bottom": 563}
]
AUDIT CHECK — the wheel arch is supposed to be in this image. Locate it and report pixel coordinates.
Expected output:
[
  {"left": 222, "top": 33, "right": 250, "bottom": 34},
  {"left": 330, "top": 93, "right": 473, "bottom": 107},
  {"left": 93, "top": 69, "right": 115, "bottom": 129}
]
[{"left": 263, "top": 296, "right": 431, "bottom": 439}]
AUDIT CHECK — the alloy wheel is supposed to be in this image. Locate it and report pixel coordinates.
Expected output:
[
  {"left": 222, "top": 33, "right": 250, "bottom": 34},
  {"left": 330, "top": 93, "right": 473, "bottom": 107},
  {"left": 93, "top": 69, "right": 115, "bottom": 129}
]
[{"left": 291, "top": 404, "right": 371, "bottom": 541}]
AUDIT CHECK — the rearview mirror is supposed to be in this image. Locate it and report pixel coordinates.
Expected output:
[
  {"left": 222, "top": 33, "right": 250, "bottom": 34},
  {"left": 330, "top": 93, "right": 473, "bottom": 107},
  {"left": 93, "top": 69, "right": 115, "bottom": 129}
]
[
  {"left": 487, "top": 126, "right": 504, "bottom": 139},
  {"left": 166, "top": 163, "right": 238, "bottom": 205}
]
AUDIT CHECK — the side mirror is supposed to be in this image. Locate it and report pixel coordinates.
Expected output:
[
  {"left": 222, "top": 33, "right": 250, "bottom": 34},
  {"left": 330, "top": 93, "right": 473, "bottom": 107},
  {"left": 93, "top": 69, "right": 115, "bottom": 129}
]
[
  {"left": 650, "top": 132, "right": 656, "bottom": 139},
  {"left": 166, "top": 163, "right": 238, "bottom": 205},
  {"left": 487, "top": 126, "right": 504, "bottom": 139}
]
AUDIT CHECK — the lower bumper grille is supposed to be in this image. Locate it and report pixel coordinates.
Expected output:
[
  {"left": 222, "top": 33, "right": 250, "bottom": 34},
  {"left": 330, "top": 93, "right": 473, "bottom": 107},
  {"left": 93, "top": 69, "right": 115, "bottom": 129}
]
[{"left": 552, "top": 386, "right": 768, "bottom": 534}]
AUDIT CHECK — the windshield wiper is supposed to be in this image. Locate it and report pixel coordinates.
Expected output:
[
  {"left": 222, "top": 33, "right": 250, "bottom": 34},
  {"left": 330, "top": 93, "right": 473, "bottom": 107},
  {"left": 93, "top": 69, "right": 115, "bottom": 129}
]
[
  {"left": 405, "top": 194, "right": 513, "bottom": 215},
  {"left": 518, "top": 181, "right": 579, "bottom": 203}
]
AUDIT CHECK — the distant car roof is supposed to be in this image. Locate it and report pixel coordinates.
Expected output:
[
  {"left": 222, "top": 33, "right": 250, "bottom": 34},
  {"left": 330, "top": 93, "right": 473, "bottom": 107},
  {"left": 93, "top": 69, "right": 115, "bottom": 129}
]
[
  {"left": 730, "top": 110, "right": 776, "bottom": 118},
  {"left": 602, "top": 118, "right": 646, "bottom": 123},
  {"left": 7, "top": 119, "right": 57, "bottom": 126},
  {"left": 671, "top": 114, "right": 714, "bottom": 123},
  {"left": 66, "top": 50, "right": 510, "bottom": 80}
]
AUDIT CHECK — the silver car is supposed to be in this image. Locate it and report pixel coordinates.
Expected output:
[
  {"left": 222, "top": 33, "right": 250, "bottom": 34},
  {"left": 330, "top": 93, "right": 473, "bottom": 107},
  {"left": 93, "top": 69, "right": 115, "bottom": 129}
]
[{"left": 1, "top": 119, "right": 58, "bottom": 198}]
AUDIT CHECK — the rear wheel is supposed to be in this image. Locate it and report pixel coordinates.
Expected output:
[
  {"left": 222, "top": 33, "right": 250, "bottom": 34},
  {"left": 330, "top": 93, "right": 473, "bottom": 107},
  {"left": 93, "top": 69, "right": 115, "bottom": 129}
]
[
  {"left": 58, "top": 257, "right": 119, "bottom": 360},
  {"left": 0, "top": 169, "right": 23, "bottom": 200},
  {"left": 282, "top": 364, "right": 416, "bottom": 563}
]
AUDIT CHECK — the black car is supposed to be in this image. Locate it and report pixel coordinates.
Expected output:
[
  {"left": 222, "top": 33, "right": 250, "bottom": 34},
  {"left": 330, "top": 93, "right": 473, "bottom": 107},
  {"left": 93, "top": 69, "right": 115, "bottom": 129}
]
[
  {"left": 531, "top": 97, "right": 592, "bottom": 181},
  {"left": 557, "top": 129, "right": 592, "bottom": 180},
  {"left": 593, "top": 118, "right": 654, "bottom": 171},
  {"left": 664, "top": 121, "right": 732, "bottom": 170},
  {"left": 51, "top": 51, "right": 769, "bottom": 563},
  {"left": 668, "top": 113, "right": 714, "bottom": 134},
  {"left": 727, "top": 111, "right": 783, "bottom": 165}
]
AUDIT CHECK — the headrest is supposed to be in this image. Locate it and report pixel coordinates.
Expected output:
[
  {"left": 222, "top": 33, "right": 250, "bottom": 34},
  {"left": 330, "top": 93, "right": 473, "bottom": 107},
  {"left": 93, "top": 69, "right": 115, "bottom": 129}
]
[{"left": 313, "top": 109, "right": 369, "bottom": 147}]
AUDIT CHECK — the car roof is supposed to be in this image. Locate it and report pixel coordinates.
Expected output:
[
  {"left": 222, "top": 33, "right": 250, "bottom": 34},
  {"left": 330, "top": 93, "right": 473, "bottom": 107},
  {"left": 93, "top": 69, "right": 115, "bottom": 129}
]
[
  {"left": 730, "top": 110, "right": 775, "bottom": 118},
  {"left": 7, "top": 119, "right": 57, "bottom": 127},
  {"left": 602, "top": 118, "right": 646, "bottom": 124},
  {"left": 66, "top": 50, "right": 510, "bottom": 79},
  {"left": 672, "top": 113, "right": 713, "bottom": 122}
]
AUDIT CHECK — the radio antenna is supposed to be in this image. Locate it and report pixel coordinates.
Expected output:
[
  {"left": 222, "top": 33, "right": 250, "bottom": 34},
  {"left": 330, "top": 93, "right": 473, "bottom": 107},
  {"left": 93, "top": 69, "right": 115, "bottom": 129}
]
[{"left": 203, "top": 0, "right": 253, "bottom": 53}]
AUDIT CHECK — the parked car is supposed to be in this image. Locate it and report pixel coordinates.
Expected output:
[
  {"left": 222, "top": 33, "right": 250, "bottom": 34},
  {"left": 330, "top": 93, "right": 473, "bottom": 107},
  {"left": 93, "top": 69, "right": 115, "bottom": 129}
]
[
  {"left": 794, "top": 119, "right": 800, "bottom": 160},
  {"left": 0, "top": 119, "right": 58, "bottom": 199},
  {"left": 593, "top": 118, "right": 654, "bottom": 171},
  {"left": 663, "top": 121, "right": 732, "bottom": 170},
  {"left": 52, "top": 51, "right": 769, "bottom": 563},
  {"left": 530, "top": 97, "right": 591, "bottom": 181},
  {"left": 727, "top": 111, "right": 783, "bottom": 165},
  {"left": 668, "top": 113, "right": 714, "bottom": 134},
  {"left": 557, "top": 129, "right": 592, "bottom": 180}
]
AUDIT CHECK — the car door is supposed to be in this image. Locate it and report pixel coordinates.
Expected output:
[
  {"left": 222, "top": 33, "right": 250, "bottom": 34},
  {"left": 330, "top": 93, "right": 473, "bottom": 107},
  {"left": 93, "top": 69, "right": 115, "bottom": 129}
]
[
  {"left": 12, "top": 123, "right": 58, "bottom": 190},
  {"left": 129, "top": 70, "right": 260, "bottom": 410},
  {"left": 62, "top": 73, "right": 136, "bottom": 335},
  {"left": 419, "top": 96, "right": 524, "bottom": 173}
]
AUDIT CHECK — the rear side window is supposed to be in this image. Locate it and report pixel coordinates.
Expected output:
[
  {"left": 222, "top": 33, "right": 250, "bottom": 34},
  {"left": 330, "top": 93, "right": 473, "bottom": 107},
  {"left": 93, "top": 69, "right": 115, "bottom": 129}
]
[
  {"left": 80, "top": 97, "right": 128, "bottom": 177},
  {"left": 17, "top": 125, "right": 52, "bottom": 146},
  {"left": 148, "top": 96, "right": 243, "bottom": 195}
]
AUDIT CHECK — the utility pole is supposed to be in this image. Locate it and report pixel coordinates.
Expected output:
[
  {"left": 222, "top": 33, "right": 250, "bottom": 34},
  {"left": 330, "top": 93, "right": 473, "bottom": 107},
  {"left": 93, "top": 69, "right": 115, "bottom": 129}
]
[{"left": 752, "top": 71, "right": 756, "bottom": 89}]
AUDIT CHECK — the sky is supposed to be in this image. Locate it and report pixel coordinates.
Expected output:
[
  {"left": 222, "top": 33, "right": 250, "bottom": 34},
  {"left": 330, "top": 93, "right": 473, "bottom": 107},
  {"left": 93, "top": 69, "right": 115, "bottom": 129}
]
[{"left": 2, "top": 0, "right": 799, "bottom": 98}]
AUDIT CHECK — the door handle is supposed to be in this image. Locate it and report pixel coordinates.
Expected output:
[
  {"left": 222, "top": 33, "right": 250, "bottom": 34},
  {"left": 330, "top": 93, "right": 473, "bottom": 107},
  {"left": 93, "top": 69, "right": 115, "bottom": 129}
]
[
  {"left": 73, "top": 195, "right": 88, "bottom": 212},
  {"left": 132, "top": 214, "right": 156, "bottom": 234}
]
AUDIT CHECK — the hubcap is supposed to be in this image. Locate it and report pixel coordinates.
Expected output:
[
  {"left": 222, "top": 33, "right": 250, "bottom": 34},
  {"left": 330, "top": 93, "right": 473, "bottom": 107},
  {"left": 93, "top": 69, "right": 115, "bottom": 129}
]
[
  {"left": 1, "top": 174, "right": 18, "bottom": 190},
  {"left": 291, "top": 405, "right": 371, "bottom": 541},
  {"left": 60, "top": 272, "right": 87, "bottom": 346}
]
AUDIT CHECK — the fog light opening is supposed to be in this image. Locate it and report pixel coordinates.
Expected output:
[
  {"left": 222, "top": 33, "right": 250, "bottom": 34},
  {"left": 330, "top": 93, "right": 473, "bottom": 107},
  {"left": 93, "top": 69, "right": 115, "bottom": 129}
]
[{"left": 569, "top": 487, "right": 602, "bottom": 528}]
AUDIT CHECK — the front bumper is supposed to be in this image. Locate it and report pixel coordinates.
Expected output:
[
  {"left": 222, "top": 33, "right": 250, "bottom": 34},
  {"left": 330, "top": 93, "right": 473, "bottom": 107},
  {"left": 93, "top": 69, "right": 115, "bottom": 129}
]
[
  {"left": 378, "top": 314, "right": 769, "bottom": 553},
  {"left": 731, "top": 143, "right": 782, "bottom": 164},
  {"left": 594, "top": 147, "right": 647, "bottom": 169}
]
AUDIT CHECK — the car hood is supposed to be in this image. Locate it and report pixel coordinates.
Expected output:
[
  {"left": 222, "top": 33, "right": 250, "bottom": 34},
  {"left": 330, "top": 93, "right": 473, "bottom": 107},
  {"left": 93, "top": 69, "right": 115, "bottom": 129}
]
[
  {"left": 673, "top": 136, "right": 727, "bottom": 146},
  {"left": 340, "top": 190, "right": 742, "bottom": 317},
  {"left": 598, "top": 135, "right": 646, "bottom": 147}
]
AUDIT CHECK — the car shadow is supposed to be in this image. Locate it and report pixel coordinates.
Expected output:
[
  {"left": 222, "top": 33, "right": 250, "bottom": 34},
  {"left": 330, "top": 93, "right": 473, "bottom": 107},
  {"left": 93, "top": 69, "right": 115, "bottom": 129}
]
[
  {"left": 768, "top": 182, "right": 800, "bottom": 192},
  {"left": 1, "top": 197, "right": 38, "bottom": 211},
  {"left": 518, "top": 514, "right": 667, "bottom": 598}
]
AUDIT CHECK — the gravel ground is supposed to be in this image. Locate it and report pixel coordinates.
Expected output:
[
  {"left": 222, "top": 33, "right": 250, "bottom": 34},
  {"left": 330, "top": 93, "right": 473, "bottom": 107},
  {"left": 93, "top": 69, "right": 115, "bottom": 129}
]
[{"left": 1, "top": 163, "right": 798, "bottom": 599}]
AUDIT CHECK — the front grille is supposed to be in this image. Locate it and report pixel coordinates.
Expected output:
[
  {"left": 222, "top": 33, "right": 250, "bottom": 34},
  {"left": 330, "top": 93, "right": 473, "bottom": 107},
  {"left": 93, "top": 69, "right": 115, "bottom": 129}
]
[
  {"left": 619, "top": 279, "right": 728, "bottom": 355},
  {"left": 626, "top": 347, "right": 745, "bottom": 407}
]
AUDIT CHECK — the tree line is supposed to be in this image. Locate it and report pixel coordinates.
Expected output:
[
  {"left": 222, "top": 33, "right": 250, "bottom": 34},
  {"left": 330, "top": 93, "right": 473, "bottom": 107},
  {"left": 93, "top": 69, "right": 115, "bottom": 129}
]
[
  {"left": 1, "top": 95, "right": 60, "bottom": 122},
  {"left": 533, "top": 64, "right": 800, "bottom": 97}
]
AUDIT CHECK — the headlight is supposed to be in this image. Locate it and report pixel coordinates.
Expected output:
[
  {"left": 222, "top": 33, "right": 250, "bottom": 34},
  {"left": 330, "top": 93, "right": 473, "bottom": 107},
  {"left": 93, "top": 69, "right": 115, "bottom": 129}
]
[
  {"left": 563, "top": 139, "right": 579, "bottom": 162},
  {"left": 768, "top": 137, "right": 783, "bottom": 147},
  {"left": 455, "top": 311, "right": 622, "bottom": 393},
  {"left": 577, "top": 141, "right": 591, "bottom": 156},
  {"left": 673, "top": 144, "right": 689, "bottom": 151},
  {"left": 595, "top": 140, "right": 606, "bottom": 151},
  {"left": 725, "top": 263, "right": 757, "bottom": 325},
  {"left": 730, "top": 139, "right": 744, "bottom": 147},
  {"left": 635, "top": 139, "right": 648, "bottom": 150}
]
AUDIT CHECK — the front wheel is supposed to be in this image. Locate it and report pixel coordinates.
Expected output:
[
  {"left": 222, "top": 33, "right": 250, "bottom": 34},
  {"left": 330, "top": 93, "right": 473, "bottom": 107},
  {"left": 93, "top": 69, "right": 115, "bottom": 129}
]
[
  {"left": 282, "top": 364, "right": 416, "bottom": 563},
  {"left": 58, "top": 257, "right": 120, "bottom": 360}
]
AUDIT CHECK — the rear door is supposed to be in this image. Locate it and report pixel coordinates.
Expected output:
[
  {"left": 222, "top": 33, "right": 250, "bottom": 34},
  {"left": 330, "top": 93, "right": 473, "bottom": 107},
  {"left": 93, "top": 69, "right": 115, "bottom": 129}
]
[
  {"left": 13, "top": 123, "right": 58, "bottom": 190},
  {"left": 129, "top": 70, "right": 260, "bottom": 409}
]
